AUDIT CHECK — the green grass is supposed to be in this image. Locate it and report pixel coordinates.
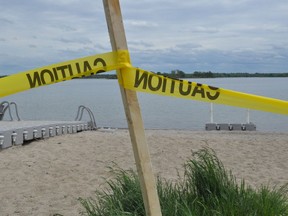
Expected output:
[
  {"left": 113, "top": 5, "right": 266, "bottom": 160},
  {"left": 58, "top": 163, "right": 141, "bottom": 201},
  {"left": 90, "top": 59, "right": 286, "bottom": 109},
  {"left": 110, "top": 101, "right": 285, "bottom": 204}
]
[{"left": 79, "top": 148, "right": 288, "bottom": 216}]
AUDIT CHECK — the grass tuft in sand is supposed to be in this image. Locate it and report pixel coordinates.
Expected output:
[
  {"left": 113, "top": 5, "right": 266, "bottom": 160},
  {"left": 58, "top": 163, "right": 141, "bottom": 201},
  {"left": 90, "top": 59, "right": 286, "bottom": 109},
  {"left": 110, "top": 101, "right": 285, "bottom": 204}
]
[{"left": 79, "top": 148, "right": 288, "bottom": 216}]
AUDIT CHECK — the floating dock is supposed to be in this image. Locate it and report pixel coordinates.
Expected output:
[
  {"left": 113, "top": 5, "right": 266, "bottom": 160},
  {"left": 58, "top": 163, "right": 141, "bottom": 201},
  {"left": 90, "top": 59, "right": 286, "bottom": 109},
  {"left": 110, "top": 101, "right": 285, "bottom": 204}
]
[
  {"left": 0, "top": 120, "right": 90, "bottom": 149},
  {"left": 205, "top": 123, "right": 256, "bottom": 131},
  {"left": 206, "top": 104, "right": 256, "bottom": 131}
]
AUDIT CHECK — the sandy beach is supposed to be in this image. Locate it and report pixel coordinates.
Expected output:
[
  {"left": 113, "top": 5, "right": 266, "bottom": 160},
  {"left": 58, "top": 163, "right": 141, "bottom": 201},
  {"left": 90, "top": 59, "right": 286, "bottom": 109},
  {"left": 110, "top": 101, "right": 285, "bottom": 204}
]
[{"left": 0, "top": 129, "right": 287, "bottom": 215}]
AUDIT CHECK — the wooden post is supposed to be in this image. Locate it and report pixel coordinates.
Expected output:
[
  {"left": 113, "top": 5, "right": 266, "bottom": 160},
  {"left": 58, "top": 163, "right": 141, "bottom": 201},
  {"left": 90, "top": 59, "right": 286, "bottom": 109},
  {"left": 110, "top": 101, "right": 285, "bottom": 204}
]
[
  {"left": 246, "top": 109, "right": 250, "bottom": 123},
  {"left": 103, "top": 1, "right": 162, "bottom": 216},
  {"left": 210, "top": 103, "right": 214, "bottom": 123}
]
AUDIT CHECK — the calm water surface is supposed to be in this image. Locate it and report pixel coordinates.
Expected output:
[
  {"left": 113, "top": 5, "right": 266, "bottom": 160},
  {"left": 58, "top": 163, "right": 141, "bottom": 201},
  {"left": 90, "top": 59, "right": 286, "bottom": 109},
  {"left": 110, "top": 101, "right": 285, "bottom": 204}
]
[{"left": 3, "top": 78, "right": 288, "bottom": 132}]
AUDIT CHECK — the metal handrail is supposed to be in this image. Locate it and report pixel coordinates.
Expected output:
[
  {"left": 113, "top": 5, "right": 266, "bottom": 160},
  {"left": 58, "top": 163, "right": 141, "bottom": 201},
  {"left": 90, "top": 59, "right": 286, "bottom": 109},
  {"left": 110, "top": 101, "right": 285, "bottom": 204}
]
[
  {"left": 75, "top": 105, "right": 97, "bottom": 130},
  {"left": 0, "top": 101, "right": 21, "bottom": 121},
  {"left": 75, "top": 105, "right": 86, "bottom": 121},
  {"left": 9, "top": 102, "right": 21, "bottom": 121}
]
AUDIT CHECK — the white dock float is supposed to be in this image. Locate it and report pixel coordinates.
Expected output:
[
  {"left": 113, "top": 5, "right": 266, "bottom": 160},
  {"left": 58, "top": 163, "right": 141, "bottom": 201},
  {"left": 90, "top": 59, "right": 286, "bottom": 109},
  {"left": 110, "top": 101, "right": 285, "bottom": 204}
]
[
  {"left": 206, "top": 104, "right": 256, "bottom": 131},
  {"left": 0, "top": 121, "right": 89, "bottom": 149},
  {"left": 205, "top": 123, "right": 256, "bottom": 131}
]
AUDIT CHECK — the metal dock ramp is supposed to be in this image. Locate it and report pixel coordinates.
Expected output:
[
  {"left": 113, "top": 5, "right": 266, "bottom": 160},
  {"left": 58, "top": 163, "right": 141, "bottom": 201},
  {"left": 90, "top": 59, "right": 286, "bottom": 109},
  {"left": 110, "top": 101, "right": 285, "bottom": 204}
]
[
  {"left": 0, "top": 102, "right": 98, "bottom": 149},
  {"left": 0, "top": 121, "right": 89, "bottom": 149}
]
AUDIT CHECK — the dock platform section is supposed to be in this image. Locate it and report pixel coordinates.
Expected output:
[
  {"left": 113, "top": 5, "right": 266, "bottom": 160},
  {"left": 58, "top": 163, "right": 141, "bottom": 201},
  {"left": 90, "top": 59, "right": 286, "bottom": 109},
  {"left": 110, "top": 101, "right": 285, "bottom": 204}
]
[
  {"left": 0, "top": 121, "right": 89, "bottom": 149},
  {"left": 205, "top": 123, "right": 256, "bottom": 131}
]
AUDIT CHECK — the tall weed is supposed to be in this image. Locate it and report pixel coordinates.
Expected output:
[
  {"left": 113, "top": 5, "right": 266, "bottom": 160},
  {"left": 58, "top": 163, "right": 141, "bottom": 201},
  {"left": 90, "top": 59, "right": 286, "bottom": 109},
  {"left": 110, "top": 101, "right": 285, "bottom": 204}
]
[{"left": 79, "top": 148, "right": 288, "bottom": 216}]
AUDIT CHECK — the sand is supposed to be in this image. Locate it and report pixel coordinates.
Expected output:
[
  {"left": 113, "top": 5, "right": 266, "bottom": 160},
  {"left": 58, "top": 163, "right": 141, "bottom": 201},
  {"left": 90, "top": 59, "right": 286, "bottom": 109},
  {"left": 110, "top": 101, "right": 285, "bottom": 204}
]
[{"left": 0, "top": 129, "right": 287, "bottom": 215}]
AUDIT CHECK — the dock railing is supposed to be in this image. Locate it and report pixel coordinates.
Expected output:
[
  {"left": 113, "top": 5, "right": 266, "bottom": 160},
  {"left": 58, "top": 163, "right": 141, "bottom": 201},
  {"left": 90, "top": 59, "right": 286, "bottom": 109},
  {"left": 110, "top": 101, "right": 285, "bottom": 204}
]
[{"left": 0, "top": 101, "right": 21, "bottom": 121}]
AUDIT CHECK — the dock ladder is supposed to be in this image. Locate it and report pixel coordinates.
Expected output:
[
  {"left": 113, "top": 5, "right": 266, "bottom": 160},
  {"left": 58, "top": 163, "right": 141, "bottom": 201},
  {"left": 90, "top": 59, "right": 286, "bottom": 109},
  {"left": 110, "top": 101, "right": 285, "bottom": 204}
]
[
  {"left": 75, "top": 105, "right": 97, "bottom": 130},
  {"left": 0, "top": 101, "right": 21, "bottom": 121}
]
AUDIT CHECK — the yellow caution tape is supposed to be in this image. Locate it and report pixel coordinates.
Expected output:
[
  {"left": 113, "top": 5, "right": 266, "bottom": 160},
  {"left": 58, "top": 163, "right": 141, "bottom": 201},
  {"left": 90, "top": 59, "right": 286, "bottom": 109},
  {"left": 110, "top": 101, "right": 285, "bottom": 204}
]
[
  {"left": 119, "top": 67, "right": 288, "bottom": 115},
  {"left": 0, "top": 50, "right": 130, "bottom": 98},
  {"left": 1, "top": 49, "right": 288, "bottom": 115}
]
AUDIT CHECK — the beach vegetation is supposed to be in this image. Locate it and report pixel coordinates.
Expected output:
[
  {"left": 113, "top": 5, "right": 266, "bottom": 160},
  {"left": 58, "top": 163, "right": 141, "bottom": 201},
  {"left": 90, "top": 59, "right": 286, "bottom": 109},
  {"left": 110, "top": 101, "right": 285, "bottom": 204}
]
[{"left": 79, "top": 148, "right": 288, "bottom": 216}]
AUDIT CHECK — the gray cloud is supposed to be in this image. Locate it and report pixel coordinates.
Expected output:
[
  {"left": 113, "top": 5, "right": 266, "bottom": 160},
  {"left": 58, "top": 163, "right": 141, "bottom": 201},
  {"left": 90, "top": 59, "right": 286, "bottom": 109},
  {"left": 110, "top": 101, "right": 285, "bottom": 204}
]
[
  {"left": 125, "top": 20, "right": 158, "bottom": 28},
  {"left": 0, "top": 0, "right": 288, "bottom": 74},
  {"left": 28, "top": 44, "right": 37, "bottom": 48},
  {"left": 56, "top": 37, "right": 93, "bottom": 45},
  {"left": 0, "top": 17, "right": 14, "bottom": 25},
  {"left": 130, "top": 45, "right": 288, "bottom": 73}
]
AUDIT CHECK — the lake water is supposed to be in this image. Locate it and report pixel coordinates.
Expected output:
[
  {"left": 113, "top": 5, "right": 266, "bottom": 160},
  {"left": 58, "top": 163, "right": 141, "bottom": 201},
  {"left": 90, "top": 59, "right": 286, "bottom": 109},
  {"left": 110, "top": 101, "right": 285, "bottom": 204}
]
[{"left": 2, "top": 77, "right": 288, "bottom": 132}]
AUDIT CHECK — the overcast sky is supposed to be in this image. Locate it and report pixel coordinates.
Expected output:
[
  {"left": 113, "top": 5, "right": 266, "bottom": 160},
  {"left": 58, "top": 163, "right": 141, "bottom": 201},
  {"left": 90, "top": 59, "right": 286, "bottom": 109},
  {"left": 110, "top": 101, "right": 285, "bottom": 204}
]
[{"left": 1, "top": 0, "right": 288, "bottom": 75}]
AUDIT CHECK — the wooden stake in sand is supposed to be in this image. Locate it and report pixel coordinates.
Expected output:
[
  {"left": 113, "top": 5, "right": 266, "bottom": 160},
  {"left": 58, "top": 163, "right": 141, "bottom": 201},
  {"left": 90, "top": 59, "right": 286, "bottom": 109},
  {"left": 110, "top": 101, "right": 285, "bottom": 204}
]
[{"left": 103, "top": 1, "right": 162, "bottom": 216}]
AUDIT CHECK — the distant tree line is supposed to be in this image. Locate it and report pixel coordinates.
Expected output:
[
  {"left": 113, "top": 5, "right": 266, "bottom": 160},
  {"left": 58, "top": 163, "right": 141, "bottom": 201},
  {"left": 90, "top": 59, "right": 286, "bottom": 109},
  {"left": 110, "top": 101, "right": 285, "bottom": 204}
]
[
  {"left": 1, "top": 71, "right": 287, "bottom": 80},
  {"left": 85, "top": 74, "right": 117, "bottom": 79},
  {"left": 86, "top": 70, "right": 288, "bottom": 79},
  {"left": 157, "top": 70, "right": 288, "bottom": 78}
]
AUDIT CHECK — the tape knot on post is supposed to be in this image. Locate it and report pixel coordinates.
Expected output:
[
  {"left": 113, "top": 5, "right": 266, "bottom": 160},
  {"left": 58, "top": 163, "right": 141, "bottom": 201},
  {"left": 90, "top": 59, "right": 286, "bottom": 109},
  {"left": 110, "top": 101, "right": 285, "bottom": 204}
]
[{"left": 117, "top": 50, "right": 132, "bottom": 69}]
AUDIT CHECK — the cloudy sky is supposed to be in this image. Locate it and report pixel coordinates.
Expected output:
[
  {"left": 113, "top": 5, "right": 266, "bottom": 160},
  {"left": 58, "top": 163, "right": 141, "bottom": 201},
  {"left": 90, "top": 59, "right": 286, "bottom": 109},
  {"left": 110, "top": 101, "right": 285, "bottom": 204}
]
[{"left": 1, "top": 0, "right": 288, "bottom": 75}]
